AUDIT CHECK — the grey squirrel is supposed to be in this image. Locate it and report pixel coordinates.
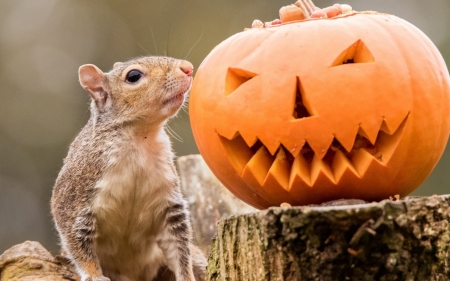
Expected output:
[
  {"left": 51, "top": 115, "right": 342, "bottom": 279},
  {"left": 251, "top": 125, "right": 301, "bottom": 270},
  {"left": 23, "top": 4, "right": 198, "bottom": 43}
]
[{"left": 51, "top": 56, "right": 206, "bottom": 281}]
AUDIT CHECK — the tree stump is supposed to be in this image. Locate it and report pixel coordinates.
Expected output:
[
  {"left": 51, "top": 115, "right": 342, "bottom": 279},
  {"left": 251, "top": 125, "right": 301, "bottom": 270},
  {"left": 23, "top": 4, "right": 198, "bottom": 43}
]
[{"left": 207, "top": 195, "right": 450, "bottom": 281}]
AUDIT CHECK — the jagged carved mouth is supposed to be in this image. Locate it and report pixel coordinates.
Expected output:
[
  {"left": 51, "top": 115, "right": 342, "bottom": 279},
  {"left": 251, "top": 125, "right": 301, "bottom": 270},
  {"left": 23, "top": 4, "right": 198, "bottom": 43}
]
[{"left": 219, "top": 114, "right": 408, "bottom": 192}]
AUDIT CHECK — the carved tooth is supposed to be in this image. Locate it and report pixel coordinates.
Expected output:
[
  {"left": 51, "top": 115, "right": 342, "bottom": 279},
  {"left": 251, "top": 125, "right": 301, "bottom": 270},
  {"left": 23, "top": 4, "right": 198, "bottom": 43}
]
[
  {"left": 357, "top": 127, "right": 377, "bottom": 146},
  {"left": 264, "top": 148, "right": 291, "bottom": 191},
  {"left": 280, "top": 138, "right": 306, "bottom": 158},
  {"left": 307, "top": 135, "right": 334, "bottom": 160},
  {"left": 262, "top": 149, "right": 298, "bottom": 204},
  {"left": 310, "top": 155, "right": 336, "bottom": 185},
  {"left": 376, "top": 116, "right": 408, "bottom": 163},
  {"left": 258, "top": 135, "right": 280, "bottom": 156},
  {"left": 380, "top": 114, "right": 409, "bottom": 135},
  {"left": 288, "top": 152, "right": 315, "bottom": 206},
  {"left": 289, "top": 152, "right": 311, "bottom": 187},
  {"left": 240, "top": 130, "right": 259, "bottom": 147},
  {"left": 359, "top": 118, "right": 383, "bottom": 145},
  {"left": 219, "top": 134, "right": 254, "bottom": 176},
  {"left": 350, "top": 148, "right": 379, "bottom": 176},
  {"left": 216, "top": 127, "right": 240, "bottom": 142},
  {"left": 348, "top": 149, "right": 388, "bottom": 198},
  {"left": 330, "top": 150, "right": 363, "bottom": 198},
  {"left": 242, "top": 146, "right": 275, "bottom": 185},
  {"left": 379, "top": 120, "right": 392, "bottom": 135},
  {"left": 334, "top": 125, "right": 359, "bottom": 153},
  {"left": 332, "top": 150, "right": 360, "bottom": 182}
]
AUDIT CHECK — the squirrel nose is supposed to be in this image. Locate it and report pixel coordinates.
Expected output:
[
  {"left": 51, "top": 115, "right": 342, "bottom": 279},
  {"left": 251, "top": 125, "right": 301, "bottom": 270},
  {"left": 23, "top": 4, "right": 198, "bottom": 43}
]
[{"left": 179, "top": 61, "right": 194, "bottom": 77}]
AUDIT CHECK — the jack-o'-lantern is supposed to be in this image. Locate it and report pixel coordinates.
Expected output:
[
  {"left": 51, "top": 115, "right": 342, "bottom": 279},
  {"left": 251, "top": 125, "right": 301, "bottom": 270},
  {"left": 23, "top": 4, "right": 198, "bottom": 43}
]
[{"left": 189, "top": 1, "right": 450, "bottom": 209}]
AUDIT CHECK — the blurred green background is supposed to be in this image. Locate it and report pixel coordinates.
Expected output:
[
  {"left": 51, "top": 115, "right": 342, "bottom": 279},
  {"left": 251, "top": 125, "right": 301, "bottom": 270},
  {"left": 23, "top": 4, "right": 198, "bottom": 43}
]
[{"left": 0, "top": 0, "right": 449, "bottom": 254}]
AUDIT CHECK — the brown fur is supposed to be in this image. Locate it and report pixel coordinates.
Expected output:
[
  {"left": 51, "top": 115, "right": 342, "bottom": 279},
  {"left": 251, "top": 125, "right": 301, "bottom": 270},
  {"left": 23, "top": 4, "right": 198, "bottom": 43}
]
[{"left": 51, "top": 56, "right": 205, "bottom": 281}]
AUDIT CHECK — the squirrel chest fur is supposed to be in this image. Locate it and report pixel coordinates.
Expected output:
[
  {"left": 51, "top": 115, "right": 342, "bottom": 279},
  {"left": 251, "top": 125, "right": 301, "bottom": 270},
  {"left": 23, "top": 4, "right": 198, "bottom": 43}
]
[
  {"left": 51, "top": 56, "right": 206, "bottom": 281},
  {"left": 93, "top": 128, "right": 176, "bottom": 273}
]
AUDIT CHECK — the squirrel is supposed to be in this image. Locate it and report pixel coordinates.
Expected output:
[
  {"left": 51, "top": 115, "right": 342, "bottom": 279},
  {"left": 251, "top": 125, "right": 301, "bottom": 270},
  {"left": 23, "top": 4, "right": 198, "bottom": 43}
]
[{"left": 51, "top": 56, "right": 206, "bottom": 281}]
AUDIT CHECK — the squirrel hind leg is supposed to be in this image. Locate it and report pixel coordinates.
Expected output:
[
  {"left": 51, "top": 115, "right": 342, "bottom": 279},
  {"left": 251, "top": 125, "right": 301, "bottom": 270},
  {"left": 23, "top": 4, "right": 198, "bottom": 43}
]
[
  {"left": 154, "top": 245, "right": 206, "bottom": 281},
  {"left": 191, "top": 245, "right": 207, "bottom": 281},
  {"left": 76, "top": 261, "right": 110, "bottom": 281}
]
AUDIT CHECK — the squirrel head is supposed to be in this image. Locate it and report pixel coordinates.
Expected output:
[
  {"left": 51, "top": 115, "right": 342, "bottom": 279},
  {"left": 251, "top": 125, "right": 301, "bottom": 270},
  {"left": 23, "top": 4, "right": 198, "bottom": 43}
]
[{"left": 78, "top": 56, "right": 193, "bottom": 128}]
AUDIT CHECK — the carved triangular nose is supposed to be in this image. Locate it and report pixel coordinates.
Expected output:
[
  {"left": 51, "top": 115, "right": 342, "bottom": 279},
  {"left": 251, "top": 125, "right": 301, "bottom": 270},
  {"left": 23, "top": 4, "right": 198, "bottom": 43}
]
[{"left": 293, "top": 78, "right": 312, "bottom": 119}]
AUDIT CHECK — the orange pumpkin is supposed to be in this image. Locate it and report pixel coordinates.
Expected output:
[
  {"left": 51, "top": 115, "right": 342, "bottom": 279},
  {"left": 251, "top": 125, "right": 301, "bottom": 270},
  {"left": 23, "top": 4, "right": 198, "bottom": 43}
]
[{"left": 189, "top": 9, "right": 450, "bottom": 209}]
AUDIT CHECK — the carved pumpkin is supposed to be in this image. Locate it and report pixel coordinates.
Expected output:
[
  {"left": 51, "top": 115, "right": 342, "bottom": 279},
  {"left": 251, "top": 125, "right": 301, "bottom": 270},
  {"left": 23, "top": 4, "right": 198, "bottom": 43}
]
[{"left": 189, "top": 9, "right": 450, "bottom": 209}]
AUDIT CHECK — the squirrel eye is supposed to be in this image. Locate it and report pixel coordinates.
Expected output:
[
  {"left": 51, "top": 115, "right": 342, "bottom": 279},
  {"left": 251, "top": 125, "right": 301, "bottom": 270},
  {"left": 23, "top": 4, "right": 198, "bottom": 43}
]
[{"left": 125, "top": 70, "right": 143, "bottom": 83}]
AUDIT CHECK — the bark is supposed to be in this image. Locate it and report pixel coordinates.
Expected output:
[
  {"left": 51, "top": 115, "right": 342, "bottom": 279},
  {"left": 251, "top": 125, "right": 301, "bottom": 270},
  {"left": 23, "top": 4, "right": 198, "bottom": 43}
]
[{"left": 207, "top": 195, "right": 450, "bottom": 281}]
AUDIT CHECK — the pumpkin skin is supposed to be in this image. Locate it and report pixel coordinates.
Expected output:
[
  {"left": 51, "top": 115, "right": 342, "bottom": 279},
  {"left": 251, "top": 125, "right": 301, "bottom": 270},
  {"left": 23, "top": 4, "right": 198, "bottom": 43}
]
[{"left": 189, "top": 12, "right": 450, "bottom": 209}]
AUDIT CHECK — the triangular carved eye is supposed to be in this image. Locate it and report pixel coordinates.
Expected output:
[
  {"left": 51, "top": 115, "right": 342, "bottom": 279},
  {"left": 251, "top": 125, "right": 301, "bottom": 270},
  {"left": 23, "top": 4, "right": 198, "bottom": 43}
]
[
  {"left": 293, "top": 78, "right": 312, "bottom": 119},
  {"left": 224, "top": 67, "right": 257, "bottom": 96},
  {"left": 331, "top": 40, "right": 375, "bottom": 67}
]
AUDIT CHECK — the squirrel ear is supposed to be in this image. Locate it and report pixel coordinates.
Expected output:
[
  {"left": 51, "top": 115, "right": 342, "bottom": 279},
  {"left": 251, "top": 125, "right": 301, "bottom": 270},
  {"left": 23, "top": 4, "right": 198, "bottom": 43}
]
[
  {"left": 113, "top": 62, "right": 123, "bottom": 68},
  {"left": 79, "top": 64, "right": 109, "bottom": 111}
]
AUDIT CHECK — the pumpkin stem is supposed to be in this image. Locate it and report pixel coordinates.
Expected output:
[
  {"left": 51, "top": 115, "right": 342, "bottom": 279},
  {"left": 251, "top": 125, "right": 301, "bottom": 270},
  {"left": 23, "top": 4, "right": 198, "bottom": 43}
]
[
  {"left": 279, "top": 0, "right": 316, "bottom": 23},
  {"left": 294, "top": 0, "right": 317, "bottom": 17},
  {"left": 251, "top": 1, "right": 353, "bottom": 28},
  {"left": 279, "top": 1, "right": 353, "bottom": 23}
]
